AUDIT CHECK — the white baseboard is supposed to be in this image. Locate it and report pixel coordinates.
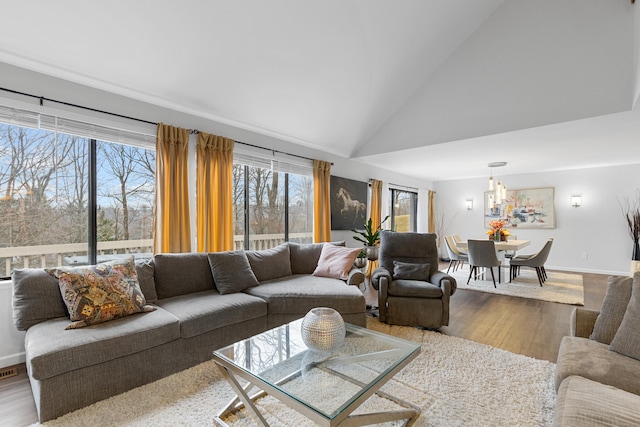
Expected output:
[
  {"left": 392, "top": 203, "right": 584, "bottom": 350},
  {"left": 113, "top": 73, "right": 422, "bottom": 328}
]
[{"left": 0, "top": 352, "right": 26, "bottom": 369}]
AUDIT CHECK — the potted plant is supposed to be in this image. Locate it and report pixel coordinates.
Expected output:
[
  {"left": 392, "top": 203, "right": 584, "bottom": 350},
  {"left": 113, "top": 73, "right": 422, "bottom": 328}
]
[
  {"left": 352, "top": 215, "right": 389, "bottom": 261},
  {"left": 354, "top": 250, "right": 367, "bottom": 268},
  {"left": 620, "top": 190, "right": 640, "bottom": 261}
]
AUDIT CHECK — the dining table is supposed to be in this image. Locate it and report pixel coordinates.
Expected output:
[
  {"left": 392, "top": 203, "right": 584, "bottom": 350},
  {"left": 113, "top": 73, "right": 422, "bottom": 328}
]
[
  {"left": 455, "top": 239, "right": 531, "bottom": 253},
  {"left": 454, "top": 239, "right": 531, "bottom": 283}
]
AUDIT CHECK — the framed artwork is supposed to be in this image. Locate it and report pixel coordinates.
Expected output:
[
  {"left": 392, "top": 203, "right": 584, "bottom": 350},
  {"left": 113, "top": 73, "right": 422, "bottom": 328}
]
[
  {"left": 330, "top": 175, "right": 368, "bottom": 230},
  {"left": 484, "top": 187, "right": 555, "bottom": 229}
]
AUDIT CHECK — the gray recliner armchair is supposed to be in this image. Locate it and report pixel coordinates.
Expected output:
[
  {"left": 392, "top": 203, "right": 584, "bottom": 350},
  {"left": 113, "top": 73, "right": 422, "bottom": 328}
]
[{"left": 371, "top": 230, "right": 457, "bottom": 329}]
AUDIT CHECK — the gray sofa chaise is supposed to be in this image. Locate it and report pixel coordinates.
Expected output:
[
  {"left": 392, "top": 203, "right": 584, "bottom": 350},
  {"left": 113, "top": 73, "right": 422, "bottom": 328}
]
[
  {"left": 12, "top": 242, "right": 366, "bottom": 422},
  {"left": 553, "top": 274, "right": 640, "bottom": 426}
]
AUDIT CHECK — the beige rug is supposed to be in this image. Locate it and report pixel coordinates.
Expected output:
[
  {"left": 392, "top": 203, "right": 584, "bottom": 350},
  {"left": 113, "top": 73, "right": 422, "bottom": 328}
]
[
  {"left": 448, "top": 265, "right": 584, "bottom": 306},
  {"left": 34, "top": 318, "right": 556, "bottom": 427}
]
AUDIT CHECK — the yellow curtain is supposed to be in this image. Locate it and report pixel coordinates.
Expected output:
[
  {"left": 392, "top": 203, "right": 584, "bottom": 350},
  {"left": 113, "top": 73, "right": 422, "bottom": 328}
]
[
  {"left": 196, "top": 132, "right": 235, "bottom": 252},
  {"left": 154, "top": 123, "right": 191, "bottom": 253},
  {"left": 428, "top": 190, "right": 436, "bottom": 233},
  {"left": 367, "top": 179, "right": 383, "bottom": 276},
  {"left": 313, "top": 160, "right": 332, "bottom": 242}
]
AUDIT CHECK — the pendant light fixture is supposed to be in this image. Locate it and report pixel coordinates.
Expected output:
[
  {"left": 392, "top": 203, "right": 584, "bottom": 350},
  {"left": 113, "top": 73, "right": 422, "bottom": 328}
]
[{"left": 488, "top": 162, "right": 507, "bottom": 204}]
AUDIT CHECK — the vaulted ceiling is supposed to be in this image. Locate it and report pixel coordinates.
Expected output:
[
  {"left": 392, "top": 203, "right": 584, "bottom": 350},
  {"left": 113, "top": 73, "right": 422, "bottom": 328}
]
[{"left": 0, "top": 0, "right": 638, "bottom": 181}]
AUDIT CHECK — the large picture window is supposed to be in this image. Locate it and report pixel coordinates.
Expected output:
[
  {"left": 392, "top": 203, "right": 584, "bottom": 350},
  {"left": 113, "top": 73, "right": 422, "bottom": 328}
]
[
  {"left": 389, "top": 188, "right": 417, "bottom": 232},
  {"left": 233, "top": 150, "right": 313, "bottom": 250},
  {"left": 0, "top": 106, "right": 155, "bottom": 278}
]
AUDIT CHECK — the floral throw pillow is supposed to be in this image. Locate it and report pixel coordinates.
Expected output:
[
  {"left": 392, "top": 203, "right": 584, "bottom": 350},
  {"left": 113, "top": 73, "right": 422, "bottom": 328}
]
[{"left": 46, "top": 257, "right": 155, "bottom": 330}]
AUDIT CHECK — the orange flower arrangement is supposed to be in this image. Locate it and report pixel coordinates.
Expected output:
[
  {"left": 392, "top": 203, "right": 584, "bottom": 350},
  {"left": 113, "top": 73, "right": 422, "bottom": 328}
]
[{"left": 486, "top": 219, "right": 510, "bottom": 240}]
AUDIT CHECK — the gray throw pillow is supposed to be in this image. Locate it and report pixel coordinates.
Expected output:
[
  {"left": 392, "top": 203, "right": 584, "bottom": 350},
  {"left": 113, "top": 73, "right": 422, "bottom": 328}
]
[
  {"left": 135, "top": 258, "right": 158, "bottom": 304},
  {"left": 245, "top": 244, "right": 292, "bottom": 282},
  {"left": 207, "top": 251, "right": 259, "bottom": 295},
  {"left": 11, "top": 268, "right": 68, "bottom": 331},
  {"left": 609, "top": 272, "right": 640, "bottom": 360},
  {"left": 393, "top": 261, "right": 430, "bottom": 281},
  {"left": 590, "top": 275, "right": 633, "bottom": 344}
]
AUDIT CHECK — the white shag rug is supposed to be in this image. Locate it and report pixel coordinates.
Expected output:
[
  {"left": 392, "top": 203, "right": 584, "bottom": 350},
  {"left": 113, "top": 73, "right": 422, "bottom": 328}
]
[
  {"left": 33, "top": 318, "right": 556, "bottom": 427},
  {"left": 448, "top": 265, "right": 584, "bottom": 306}
]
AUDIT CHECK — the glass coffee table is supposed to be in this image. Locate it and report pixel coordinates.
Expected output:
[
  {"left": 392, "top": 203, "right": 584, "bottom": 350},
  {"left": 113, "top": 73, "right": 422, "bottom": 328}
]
[{"left": 212, "top": 318, "right": 421, "bottom": 426}]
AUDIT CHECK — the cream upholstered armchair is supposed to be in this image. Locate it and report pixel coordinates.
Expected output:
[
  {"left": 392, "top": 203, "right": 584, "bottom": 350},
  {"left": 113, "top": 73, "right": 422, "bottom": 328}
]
[{"left": 371, "top": 231, "right": 457, "bottom": 329}]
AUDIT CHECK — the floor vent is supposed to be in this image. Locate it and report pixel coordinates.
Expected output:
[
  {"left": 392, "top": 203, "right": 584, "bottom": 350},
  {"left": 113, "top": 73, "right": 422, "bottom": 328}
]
[{"left": 0, "top": 366, "right": 18, "bottom": 380}]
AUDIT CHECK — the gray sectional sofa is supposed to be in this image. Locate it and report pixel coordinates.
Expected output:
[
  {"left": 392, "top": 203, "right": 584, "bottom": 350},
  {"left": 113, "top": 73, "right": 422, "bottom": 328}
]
[
  {"left": 11, "top": 242, "right": 366, "bottom": 422},
  {"left": 553, "top": 274, "right": 640, "bottom": 426}
]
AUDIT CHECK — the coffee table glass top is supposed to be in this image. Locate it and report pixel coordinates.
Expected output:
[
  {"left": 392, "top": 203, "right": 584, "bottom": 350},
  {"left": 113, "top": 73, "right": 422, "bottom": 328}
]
[{"left": 213, "top": 319, "right": 421, "bottom": 421}]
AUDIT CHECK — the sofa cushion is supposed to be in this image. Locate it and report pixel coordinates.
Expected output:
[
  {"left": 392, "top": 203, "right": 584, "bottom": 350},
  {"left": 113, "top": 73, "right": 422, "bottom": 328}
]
[
  {"left": 153, "top": 253, "right": 215, "bottom": 299},
  {"left": 590, "top": 275, "right": 632, "bottom": 344},
  {"left": 244, "top": 274, "right": 365, "bottom": 315},
  {"left": 12, "top": 268, "right": 68, "bottom": 331},
  {"left": 25, "top": 307, "right": 180, "bottom": 381},
  {"left": 554, "top": 375, "right": 640, "bottom": 427},
  {"left": 46, "top": 257, "right": 155, "bottom": 329},
  {"left": 135, "top": 258, "right": 158, "bottom": 304},
  {"left": 245, "top": 244, "right": 292, "bottom": 282},
  {"left": 289, "top": 241, "right": 345, "bottom": 274},
  {"left": 207, "top": 251, "right": 259, "bottom": 294},
  {"left": 392, "top": 261, "right": 430, "bottom": 281},
  {"left": 312, "top": 245, "right": 361, "bottom": 280},
  {"left": 610, "top": 272, "right": 640, "bottom": 360},
  {"left": 156, "top": 289, "right": 267, "bottom": 338},
  {"left": 555, "top": 336, "right": 640, "bottom": 396}
]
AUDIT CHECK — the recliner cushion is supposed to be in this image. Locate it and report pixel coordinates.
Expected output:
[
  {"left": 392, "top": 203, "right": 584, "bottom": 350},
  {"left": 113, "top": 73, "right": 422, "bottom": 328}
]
[
  {"left": 392, "top": 261, "right": 430, "bottom": 281},
  {"left": 388, "top": 279, "right": 443, "bottom": 298}
]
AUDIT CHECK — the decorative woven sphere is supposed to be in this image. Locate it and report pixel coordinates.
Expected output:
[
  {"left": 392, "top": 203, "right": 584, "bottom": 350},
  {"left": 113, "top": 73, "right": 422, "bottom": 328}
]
[{"left": 300, "top": 307, "right": 346, "bottom": 351}]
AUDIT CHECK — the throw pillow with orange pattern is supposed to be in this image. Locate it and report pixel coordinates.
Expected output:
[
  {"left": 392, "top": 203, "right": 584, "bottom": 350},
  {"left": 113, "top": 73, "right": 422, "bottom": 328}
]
[{"left": 46, "top": 257, "right": 155, "bottom": 330}]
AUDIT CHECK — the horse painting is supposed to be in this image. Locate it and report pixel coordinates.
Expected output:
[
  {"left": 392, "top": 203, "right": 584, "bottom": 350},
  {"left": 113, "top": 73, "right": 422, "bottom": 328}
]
[
  {"left": 336, "top": 187, "right": 366, "bottom": 225},
  {"left": 330, "top": 176, "right": 368, "bottom": 230}
]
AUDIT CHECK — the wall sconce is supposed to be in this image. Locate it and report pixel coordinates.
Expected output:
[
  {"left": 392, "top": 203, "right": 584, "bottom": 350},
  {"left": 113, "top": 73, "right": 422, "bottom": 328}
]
[
  {"left": 465, "top": 199, "right": 473, "bottom": 210},
  {"left": 571, "top": 195, "right": 582, "bottom": 208}
]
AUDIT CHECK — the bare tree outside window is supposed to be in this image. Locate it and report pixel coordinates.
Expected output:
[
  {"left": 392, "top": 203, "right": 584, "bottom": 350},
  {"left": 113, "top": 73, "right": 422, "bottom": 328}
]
[{"left": 0, "top": 123, "right": 155, "bottom": 276}]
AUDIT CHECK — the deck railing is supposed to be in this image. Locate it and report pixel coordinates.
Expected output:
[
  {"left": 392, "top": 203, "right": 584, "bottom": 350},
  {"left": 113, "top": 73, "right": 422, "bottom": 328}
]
[{"left": 0, "top": 232, "right": 313, "bottom": 277}]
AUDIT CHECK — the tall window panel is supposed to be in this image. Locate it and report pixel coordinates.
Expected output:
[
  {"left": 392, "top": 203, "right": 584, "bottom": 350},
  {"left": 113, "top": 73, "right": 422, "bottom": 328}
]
[
  {"left": 0, "top": 106, "right": 155, "bottom": 278},
  {"left": 95, "top": 141, "right": 155, "bottom": 259},
  {"left": 233, "top": 152, "right": 313, "bottom": 250},
  {"left": 288, "top": 173, "right": 313, "bottom": 244},
  {"left": 390, "top": 188, "right": 418, "bottom": 232}
]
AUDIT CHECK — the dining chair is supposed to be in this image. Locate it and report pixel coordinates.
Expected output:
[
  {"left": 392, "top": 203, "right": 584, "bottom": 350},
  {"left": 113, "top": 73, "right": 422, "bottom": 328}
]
[
  {"left": 509, "top": 238, "right": 554, "bottom": 286},
  {"left": 444, "top": 235, "right": 468, "bottom": 273},
  {"left": 466, "top": 239, "right": 501, "bottom": 287},
  {"left": 504, "top": 234, "right": 518, "bottom": 260},
  {"left": 452, "top": 234, "right": 465, "bottom": 247}
]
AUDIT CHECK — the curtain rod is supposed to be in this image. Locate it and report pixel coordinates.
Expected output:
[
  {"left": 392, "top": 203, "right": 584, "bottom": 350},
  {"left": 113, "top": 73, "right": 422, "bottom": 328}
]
[
  {"left": 0, "top": 86, "right": 328, "bottom": 164},
  {"left": 389, "top": 182, "right": 419, "bottom": 192}
]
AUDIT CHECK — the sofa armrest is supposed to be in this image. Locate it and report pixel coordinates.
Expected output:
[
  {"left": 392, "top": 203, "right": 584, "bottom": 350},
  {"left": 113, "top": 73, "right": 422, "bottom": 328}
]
[
  {"left": 430, "top": 271, "right": 457, "bottom": 295},
  {"left": 346, "top": 267, "right": 365, "bottom": 286},
  {"left": 570, "top": 307, "right": 600, "bottom": 338},
  {"left": 371, "top": 267, "right": 391, "bottom": 291}
]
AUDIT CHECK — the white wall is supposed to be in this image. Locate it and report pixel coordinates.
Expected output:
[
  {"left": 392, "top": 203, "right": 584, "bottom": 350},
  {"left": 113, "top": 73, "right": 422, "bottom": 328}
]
[
  {"left": 0, "top": 62, "right": 430, "bottom": 368},
  {"left": 434, "top": 163, "right": 640, "bottom": 276}
]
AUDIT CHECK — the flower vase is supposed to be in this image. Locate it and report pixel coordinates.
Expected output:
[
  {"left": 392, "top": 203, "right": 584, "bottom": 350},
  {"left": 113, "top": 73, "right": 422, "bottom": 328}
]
[
  {"left": 494, "top": 231, "right": 501, "bottom": 242},
  {"left": 633, "top": 240, "right": 640, "bottom": 261}
]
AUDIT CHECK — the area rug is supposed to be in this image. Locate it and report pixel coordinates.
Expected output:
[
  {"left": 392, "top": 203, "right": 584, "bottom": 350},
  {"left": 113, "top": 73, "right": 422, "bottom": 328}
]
[
  {"left": 448, "top": 265, "right": 584, "bottom": 306},
  {"left": 33, "top": 318, "right": 556, "bottom": 427}
]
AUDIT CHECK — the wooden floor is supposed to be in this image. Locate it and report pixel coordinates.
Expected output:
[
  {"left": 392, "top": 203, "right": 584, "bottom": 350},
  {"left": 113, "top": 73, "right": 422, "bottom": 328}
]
[{"left": 0, "top": 266, "right": 608, "bottom": 427}]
